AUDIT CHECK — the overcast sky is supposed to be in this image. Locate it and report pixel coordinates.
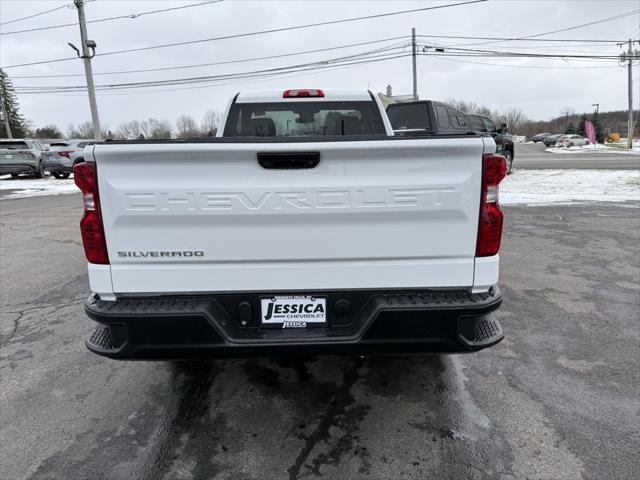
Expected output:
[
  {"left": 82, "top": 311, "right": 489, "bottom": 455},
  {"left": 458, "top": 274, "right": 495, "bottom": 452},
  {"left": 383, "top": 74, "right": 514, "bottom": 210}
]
[{"left": 1, "top": 0, "right": 638, "bottom": 132}]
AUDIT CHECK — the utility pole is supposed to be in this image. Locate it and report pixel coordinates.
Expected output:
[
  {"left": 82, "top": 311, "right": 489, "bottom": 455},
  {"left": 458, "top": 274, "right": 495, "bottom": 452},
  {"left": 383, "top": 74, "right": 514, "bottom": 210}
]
[
  {"left": 73, "top": 0, "right": 101, "bottom": 140},
  {"left": 626, "top": 39, "right": 633, "bottom": 150},
  {"left": 619, "top": 39, "right": 639, "bottom": 149},
  {"left": 411, "top": 27, "right": 418, "bottom": 101},
  {"left": 0, "top": 90, "right": 13, "bottom": 139},
  {"left": 592, "top": 103, "right": 599, "bottom": 116}
]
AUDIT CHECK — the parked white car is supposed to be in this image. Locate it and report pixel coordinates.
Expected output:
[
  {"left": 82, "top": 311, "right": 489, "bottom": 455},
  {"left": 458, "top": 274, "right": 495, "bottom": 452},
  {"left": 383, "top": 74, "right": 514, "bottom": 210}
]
[
  {"left": 42, "top": 140, "right": 94, "bottom": 179},
  {"left": 556, "top": 134, "right": 590, "bottom": 148}
]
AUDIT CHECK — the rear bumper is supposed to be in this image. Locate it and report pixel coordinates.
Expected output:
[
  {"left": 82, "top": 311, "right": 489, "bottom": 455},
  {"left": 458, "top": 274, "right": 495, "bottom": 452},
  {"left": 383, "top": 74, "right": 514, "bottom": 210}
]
[
  {"left": 84, "top": 287, "right": 504, "bottom": 359},
  {"left": 43, "top": 161, "right": 72, "bottom": 173},
  {"left": 0, "top": 163, "right": 38, "bottom": 175}
]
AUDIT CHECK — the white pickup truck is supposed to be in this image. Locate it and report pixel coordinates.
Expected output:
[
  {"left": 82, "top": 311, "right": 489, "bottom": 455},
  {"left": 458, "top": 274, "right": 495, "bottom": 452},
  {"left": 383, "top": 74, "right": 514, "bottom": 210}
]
[{"left": 75, "top": 89, "right": 507, "bottom": 359}]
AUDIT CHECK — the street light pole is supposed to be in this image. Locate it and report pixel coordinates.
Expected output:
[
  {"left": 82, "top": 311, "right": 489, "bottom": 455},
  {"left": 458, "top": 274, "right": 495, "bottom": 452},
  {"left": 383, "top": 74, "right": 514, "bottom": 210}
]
[
  {"left": 411, "top": 27, "right": 418, "bottom": 101},
  {"left": 73, "top": 0, "right": 101, "bottom": 141}
]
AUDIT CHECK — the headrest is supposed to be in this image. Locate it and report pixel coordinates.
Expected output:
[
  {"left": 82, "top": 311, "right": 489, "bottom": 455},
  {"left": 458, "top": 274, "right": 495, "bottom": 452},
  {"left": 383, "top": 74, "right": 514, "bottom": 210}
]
[{"left": 250, "top": 117, "right": 276, "bottom": 136}]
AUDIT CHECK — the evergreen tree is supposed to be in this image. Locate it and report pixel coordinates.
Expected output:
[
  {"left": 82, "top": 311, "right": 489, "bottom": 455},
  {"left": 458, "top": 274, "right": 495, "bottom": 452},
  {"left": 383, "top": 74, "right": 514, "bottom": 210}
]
[
  {"left": 565, "top": 123, "right": 575, "bottom": 134},
  {"left": 0, "top": 68, "right": 27, "bottom": 137},
  {"left": 591, "top": 112, "right": 605, "bottom": 143},
  {"left": 576, "top": 113, "right": 588, "bottom": 137}
]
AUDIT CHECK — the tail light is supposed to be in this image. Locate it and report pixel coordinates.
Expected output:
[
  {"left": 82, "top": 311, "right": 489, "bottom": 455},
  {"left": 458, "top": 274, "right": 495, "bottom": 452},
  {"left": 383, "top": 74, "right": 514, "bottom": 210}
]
[
  {"left": 74, "top": 162, "right": 109, "bottom": 264},
  {"left": 58, "top": 151, "right": 72, "bottom": 158},
  {"left": 476, "top": 153, "right": 507, "bottom": 257},
  {"left": 283, "top": 89, "right": 324, "bottom": 98}
]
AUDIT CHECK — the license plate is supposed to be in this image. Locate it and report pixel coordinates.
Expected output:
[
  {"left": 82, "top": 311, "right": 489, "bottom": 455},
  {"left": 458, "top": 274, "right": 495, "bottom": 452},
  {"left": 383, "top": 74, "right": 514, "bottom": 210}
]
[
  {"left": 260, "top": 296, "right": 327, "bottom": 328},
  {"left": 3, "top": 154, "right": 12, "bottom": 159}
]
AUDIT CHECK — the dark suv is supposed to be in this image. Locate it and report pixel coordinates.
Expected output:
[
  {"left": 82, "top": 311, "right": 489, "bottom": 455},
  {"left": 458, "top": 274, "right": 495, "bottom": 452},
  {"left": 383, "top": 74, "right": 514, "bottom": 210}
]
[{"left": 467, "top": 114, "right": 515, "bottom": 174}]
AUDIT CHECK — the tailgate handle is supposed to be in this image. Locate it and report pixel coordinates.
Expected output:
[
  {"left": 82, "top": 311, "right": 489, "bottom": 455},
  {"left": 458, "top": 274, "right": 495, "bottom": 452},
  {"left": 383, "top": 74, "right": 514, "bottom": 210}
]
[{"left": 257, "top": 152, "right": 320, "bottom": 170}]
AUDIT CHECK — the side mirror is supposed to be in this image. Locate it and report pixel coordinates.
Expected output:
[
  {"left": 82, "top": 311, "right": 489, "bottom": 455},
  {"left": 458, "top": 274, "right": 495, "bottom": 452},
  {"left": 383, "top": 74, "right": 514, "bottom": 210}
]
[{"left": 500, "top": 123, "right": 508, "bottom": 133}]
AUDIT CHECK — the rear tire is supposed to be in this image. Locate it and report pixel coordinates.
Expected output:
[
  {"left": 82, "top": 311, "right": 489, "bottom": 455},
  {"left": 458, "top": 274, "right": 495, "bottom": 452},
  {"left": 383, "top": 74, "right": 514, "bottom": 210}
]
[
  {"left": 52, "top": 172, "right": 71, "bottom": 179},
  {"left": 10, "top": 173, "right": 19, "bottom": 178},
  {"left": 33, "top": 162, "right": 44, "bottom": 179},
  {"left": 504, "top": 150, "right": 514, "bottom": 175}
]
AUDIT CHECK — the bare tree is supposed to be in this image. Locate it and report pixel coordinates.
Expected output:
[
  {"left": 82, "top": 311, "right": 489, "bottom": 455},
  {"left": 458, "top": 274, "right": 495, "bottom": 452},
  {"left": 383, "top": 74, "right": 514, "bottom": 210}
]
[
  {"left": 201, "top": 109, "right": 221, "bottom": 136},
  {"left": 175, "top": 115, "right": 199, "bottom": 138},
  {"left": 560, "top": 105, "right": 575, "bottom": 118},
  {"left": 117, "top": 120, "right": 143, "bottom": 139},
  {"left": 144, "top": 118, "right": 172, "bottom": 139},
  {"left": 117, "top": 118, "right": 172, "bottom": 139},
  {"left": 444, "top": 97, "right": 499, "bottom": 119},
  {"left": 67, "top": 121, "right": 103, "bottom": 139},
  {"left": 559, "top": 105, "right": 575, "bottom": 130},
  {"left": 444, "top": 97, "right": 478, "bottom": 113},
  {"left": 500, "top": 107, "right": 527, "bottom": 132}
]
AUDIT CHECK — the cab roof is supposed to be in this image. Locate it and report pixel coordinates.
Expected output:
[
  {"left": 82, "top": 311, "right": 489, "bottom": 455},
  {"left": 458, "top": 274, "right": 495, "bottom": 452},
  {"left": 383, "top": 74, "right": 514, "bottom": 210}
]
[{"left": 235, "top": 89, "right": 374, "bottom": 103}]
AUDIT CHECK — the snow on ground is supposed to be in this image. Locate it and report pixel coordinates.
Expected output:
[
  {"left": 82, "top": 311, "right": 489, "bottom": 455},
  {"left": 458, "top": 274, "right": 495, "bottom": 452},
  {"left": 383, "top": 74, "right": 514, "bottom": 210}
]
[
  {"left": 546, "top": 142, "right": 640, "bottom": 155},
  {"left": 0, "top": 175, "right": 78, "bottom": 199},
  {"left": 501, "top": 169, "right": 640, "bottom": 205},
  {"left": 1, "top": 170, "right": 639, "bottom": 205}
]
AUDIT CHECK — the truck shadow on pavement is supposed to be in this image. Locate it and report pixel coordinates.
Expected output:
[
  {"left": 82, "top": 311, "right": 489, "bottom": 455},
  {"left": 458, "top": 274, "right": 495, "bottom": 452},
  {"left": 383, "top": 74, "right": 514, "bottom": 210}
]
[{"left": 132, "top": 354, "right": 500, "bottom": 480}]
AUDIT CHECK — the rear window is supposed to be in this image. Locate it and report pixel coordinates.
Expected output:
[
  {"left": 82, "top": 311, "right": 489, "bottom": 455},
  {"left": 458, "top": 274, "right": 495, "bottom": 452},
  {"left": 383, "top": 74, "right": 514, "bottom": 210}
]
[
  {"left": 386, "top": 103, "right": 430, "bottom": 131},
  {"left": 469, "top": 115, "right": 485, "bottom": 132},
  {"left": 434, "top": 105, "right": 469, "bottom": 131},
  {"left": 0, "top": 141, "right": 29, "bottom": 149},
  {"left": 223, "top": 101, "right": 385, "bottom": 137},
  {"left": 482, "top": 117, "right": 497, "bottom": 132},
  {"left": 448, "top": 107, "right": 470, "bottom": 130},
  {"left": 50, "top": 142, "right": 70, "bottom": 147},
  {"left": 435, "top": 106, "right": 449, "bottom": 129}
]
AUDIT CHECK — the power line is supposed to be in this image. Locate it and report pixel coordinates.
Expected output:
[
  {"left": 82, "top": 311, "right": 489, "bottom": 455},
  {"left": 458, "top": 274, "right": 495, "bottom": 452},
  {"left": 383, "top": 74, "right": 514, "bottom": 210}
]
[
  {"left": 14, "top": 43, "right": 627, "bottom": 94},
  {"left": 15, "top": 50, "right": 411, "bottom": 91},
  {"left": 14, "top": 51, "right": 411, "bottom": 94},
  {"left": 15, "top": 54, "right": 411, "bottom": 95},
  {"left": 0, "top": 0, "right": 224, "bottom": 35},
  {"left": 452, "top": 8, "right": 640, "bottom": 47},
  {"left": 417, "top": 34, "right": 626, "bottom": 44},
  {"left": 418, "top": 51, "right": 622, "bottom": 60},
  {"left": 18, "top": 53, "right": 410, "bottom": 97},
  {"left": 424, "top": 55, "right": 621, "bottom": 70},
  {"left": 1, "top": 0, "right": 486, "bottom": 69},
  {"left": 417, "top": 44, "right": 625, "bottom": 60},
  {"left": 10, "top": 36, "right": 409, "bottom": 79},
  {"left": 0, "top": 3, "right": 71, "bottom": 26},
  {"left": 518, "top": 9, "right": 638, "bottom": 40},
  {"left": 9, "top": 38, "right": 623, "bottom": 81}
]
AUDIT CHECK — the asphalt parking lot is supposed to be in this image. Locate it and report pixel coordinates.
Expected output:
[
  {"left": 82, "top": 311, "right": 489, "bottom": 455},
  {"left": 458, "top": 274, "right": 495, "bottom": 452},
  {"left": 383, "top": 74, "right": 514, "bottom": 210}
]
[
  {"left": 1, "top": 192, "right": 638, "bottom": 480},
  {"left": 515, "top": 142, "right": 640, "bottom": 170}
]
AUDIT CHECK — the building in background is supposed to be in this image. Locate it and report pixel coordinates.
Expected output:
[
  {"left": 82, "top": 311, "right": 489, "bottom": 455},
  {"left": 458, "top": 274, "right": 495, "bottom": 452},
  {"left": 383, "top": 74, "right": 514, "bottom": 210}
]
[{"left": 377, "top": 85, "right": 415, "bottom": 107}]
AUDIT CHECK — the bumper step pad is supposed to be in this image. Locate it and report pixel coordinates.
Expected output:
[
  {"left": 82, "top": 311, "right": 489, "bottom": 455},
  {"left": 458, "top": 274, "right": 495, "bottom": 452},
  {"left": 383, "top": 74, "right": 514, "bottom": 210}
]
[
  {"left": 459, "top": 315, "right": 503, "bottom": 348},
  {"left": 87, "top": 326, "right": 118, "bottom": 354}
]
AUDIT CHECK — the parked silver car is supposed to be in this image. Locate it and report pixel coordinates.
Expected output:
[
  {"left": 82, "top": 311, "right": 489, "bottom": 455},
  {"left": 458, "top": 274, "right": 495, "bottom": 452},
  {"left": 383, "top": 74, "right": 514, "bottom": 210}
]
[
  {"left": 556, "top": 134, "right": 590, "bottom": 148},
  {"left": 42, "top": 140, "right": 94, "bottom": 179},
  {"left": 0, "top": 139, "right": 46, "bottom": 178}
]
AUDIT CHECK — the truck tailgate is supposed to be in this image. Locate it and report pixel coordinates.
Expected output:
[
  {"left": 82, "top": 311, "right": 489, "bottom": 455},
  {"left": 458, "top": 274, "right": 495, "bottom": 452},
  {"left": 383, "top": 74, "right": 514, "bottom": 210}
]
[{"left": 92, "top": 138, "right": 485, "bottom": 294}]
